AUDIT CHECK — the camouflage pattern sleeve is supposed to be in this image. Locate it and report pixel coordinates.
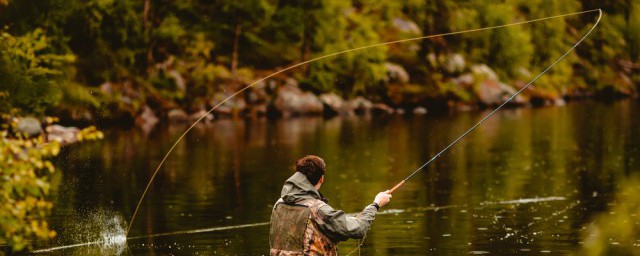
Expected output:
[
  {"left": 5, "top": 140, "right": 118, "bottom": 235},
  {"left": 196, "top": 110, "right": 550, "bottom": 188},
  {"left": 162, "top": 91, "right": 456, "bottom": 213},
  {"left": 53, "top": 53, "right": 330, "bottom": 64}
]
[{"left": 314, "top": 204, "right": 378, "bottom": 241}]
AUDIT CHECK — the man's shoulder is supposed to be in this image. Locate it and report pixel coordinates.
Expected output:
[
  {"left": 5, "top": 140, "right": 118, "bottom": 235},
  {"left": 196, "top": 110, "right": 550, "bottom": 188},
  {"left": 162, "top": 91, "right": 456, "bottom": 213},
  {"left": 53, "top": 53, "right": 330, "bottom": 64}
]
[
  {"left": 298, "top": 198, "right": 328, "bottom": 209},
  {"left": 274, "top": 197, "right": 327, "bottom": 208}
]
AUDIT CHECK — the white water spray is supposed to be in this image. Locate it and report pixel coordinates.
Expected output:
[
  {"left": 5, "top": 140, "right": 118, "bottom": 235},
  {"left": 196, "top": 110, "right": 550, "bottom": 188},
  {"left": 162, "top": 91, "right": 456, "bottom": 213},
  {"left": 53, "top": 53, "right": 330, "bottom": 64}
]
[{"left": 31, "top": 210, "right": 127, "bottom": 254}]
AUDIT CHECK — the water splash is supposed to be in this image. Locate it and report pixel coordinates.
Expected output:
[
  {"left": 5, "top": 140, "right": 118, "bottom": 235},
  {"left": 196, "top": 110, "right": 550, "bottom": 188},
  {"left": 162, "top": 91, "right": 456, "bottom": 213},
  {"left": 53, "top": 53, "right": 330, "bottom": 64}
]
[{"left": 32, "top": 209, "right": 127, "bottom": 254}]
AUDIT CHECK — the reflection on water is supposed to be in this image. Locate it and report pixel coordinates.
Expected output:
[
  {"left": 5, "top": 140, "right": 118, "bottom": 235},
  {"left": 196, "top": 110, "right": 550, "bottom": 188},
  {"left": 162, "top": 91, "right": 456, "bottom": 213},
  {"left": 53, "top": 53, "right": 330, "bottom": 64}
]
[{"left": 30, "top": 100, "right": 640, "bottom": 255}]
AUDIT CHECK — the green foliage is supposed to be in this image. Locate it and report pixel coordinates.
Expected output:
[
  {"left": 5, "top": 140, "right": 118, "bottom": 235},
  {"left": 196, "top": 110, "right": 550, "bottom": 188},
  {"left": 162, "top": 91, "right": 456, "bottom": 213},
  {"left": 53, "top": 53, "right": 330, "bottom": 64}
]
[
  {"left": 0, "top": 135, "right": 58, "bottom": 252},
  {"left": 0, "top": 120, "right": 103, "bottom": 252},
  {"left": 629, "top": 2, "right": 640, "bottom": 62},
  {"left": 0, "top": 0, "right": 638, "bottom": 116},
  {"left": 58, "top": 82, "right": 101, "bottom": 109},
  {"left": 0, "top": 29, "right": 76, "bottom": 115},
  {"left": 483, "top": 4, "right": 534, "bottom": 78},
  {"left": 172, "top": 33, "right": 239, "bottom": 109},
  {"left": 577, "top": 175, "right": 640, "bottom": 256},
  {"left": 179, "top": 34, "right": 228, "bottom": 88},
  {"left": 296, "top": 0, "right": 393, "bottom": 97},
  {"left": 522, "top": 0, "right": 581, "bottom": 95},
  {"left": 154, "top": 14, "right": 186, "bottom": 45},
  {"left": 149, "top": 70, "right": 183, "bottom": 102}
]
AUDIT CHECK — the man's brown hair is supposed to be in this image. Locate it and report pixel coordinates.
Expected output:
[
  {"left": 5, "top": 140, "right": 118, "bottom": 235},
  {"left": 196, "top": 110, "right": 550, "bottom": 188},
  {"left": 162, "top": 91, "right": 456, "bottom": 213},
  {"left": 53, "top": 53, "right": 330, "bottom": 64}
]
[{"left": 296, "top": 155, "right": 325, "bottom": 185}]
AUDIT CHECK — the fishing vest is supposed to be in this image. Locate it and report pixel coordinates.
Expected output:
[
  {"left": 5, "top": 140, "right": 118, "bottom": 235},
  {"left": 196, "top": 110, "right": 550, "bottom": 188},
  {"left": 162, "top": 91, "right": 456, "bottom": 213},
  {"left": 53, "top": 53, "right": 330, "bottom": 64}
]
[{"left": 269, "top": 198, "right": 338, "bottom": 256}]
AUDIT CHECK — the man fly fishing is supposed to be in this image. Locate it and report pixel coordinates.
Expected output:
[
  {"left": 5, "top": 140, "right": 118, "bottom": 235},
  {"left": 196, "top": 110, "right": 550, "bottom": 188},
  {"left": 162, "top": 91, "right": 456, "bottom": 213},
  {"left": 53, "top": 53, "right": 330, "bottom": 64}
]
[{"left": 269, "top": 155, "right": 392, "bottom": 255}]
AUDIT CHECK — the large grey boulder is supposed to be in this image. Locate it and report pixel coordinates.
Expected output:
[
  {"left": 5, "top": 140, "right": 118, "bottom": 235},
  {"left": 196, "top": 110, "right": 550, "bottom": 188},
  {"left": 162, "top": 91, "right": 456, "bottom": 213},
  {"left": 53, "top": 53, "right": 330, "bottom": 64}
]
[
  {"left": 274, "top": 85, "right": 323, "bottom": 117},
  {"left": 246, "top": 83, "right": 270, "bottom": 117},
  {"left": 46, "top": 125, "right": 80, "bottom": 145},
  {"left": 372, "top": 103, "right": 394, "bottom": 115},
  {"left": 319, "top": 93, "right": 352, "bottom": 115},
  {"left": 16, "top": 117, "right": 42, "bottom": 137},
  {"left": 136, "top": 105, "right": 159, "bottom": 132},
  {"left": 348, "top": 96, "right": 373, "bottom": 115},
  {"left": 189, "top": 110, "right": 214, "bottom": 123},
  {"left": 385, "top": 63, "right": 410, "bottom": 83},
  {"left": 167, "top": 109, "right": 188, "bottom": 123},
  {"left": 444, "top": 54, "right": 466, "bottom": 74},
  {"left": 209, "top": 91, "right": 247, "bottom": 116},
  {"left": 472, "top": 64, "right": 525, "bottom": 105},
  {"left": 167, "top": 70, "right": 186, "bottom": 93},
  {"left": 471, "top": 64, "right": 499, "bottom": 81},
  {"left": 450, "top": 73, "right": 475, "bottom": 86},
  {"left": 392, "top": 18, "right": 421, "bottom": 34},
  {"left": 413, "top": 107, "right": 428, "bottom": 115},
  {"left": 476, "top": 79, "right": 514, "bottom": 105}
]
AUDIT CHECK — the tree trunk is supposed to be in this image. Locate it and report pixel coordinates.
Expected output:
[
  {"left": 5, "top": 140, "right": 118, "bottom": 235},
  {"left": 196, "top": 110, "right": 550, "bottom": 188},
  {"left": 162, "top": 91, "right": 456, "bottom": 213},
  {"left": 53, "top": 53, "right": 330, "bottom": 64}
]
[
  {"left": 300, "top": 32, "right": 311, "bottom": 74},
  {"left": 144, "top": 0, "right": 153, "bottom": 74},
  {"left": 231, "top": 17, "right": 241, "bottom": 74},
  {"left": 300, "top": 8, "right": 315, "bottom": 75},
  {"left": 143, "top": 0, "right": 150, "bottom": 30}
]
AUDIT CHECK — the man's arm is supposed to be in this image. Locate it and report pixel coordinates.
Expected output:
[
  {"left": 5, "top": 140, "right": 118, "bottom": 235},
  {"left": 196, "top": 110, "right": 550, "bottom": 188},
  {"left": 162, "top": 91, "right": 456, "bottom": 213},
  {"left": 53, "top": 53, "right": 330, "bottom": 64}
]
[
  {"left": 314, "top": 191, "right": 392, "bottom": 241},
  {"left": 315, "top": 204, "right": 377, "bottom": 241}
]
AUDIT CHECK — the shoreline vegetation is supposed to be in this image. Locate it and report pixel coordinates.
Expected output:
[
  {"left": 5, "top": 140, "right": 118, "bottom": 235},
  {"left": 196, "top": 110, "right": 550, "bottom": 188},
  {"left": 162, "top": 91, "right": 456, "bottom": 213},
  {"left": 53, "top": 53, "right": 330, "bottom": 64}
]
[
  {"left": 0, "top": 0, "right": 639, "bottom": 253},
  {"left": 0, "top": 116, "right": 102, "bottom": 252},
  {"left": 1, "top": 1, "right": 639, "bottom": 131}
]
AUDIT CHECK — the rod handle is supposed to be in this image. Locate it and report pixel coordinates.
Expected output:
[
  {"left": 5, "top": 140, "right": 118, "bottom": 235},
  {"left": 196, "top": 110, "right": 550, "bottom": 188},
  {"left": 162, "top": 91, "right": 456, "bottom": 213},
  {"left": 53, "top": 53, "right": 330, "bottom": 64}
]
[{"left": 388, "top": 180, "right": 405, "bottom": 194}]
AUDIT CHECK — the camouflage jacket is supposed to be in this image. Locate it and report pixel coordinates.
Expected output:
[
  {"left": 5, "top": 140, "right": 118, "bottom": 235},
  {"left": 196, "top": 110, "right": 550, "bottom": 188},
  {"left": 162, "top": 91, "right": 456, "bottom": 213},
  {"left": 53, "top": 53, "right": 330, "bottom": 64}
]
[{"left": 269, "top": 172, "right": 378, "bottom": 255}]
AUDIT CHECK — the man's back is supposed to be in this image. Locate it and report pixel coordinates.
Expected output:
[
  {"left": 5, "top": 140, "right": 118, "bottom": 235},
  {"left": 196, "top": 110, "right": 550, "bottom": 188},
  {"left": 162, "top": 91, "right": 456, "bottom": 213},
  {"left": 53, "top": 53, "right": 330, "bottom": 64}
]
[
  {"left": 269, "top": 156, "right": 391, "bottom": 255},
  {"left": 270, "top": 196, "right": 337, "bottom": 255}
]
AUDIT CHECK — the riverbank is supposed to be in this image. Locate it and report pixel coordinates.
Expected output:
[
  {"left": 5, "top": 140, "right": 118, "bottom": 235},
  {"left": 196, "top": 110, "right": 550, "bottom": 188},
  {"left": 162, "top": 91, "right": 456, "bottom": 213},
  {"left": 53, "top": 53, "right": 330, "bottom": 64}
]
[
  {"left": 84, "top": 75, "right": 638, "bottom": 133},
  {"left": 55, "top": 50, "right": 638, "bottom": 131}
]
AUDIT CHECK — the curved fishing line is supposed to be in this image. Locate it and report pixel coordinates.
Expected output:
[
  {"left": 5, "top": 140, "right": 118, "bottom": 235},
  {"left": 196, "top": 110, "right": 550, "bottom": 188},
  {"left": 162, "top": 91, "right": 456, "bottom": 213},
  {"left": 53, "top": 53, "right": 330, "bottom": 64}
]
[
  {"left": 387, "top": 8, "right": 602, "bottom": 194},
  {"left": 126, "top": 8, "right": 602, "bottom": 236}
]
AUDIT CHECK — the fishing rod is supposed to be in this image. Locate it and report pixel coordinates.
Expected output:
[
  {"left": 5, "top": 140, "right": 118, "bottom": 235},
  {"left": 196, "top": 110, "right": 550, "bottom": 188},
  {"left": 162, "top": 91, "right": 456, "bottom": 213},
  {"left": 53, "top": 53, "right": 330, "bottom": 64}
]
[
  {"left": 387, "top": 9, "right": 602, "bottom": 194},
  {"left": 126, "top": 8, "right": 602, "bottom": 237}
]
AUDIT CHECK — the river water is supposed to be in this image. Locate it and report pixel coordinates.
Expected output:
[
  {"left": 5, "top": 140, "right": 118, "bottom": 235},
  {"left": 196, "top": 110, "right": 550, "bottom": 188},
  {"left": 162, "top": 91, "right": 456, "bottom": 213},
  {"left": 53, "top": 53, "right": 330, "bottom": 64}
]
[{"left": 32, "top": 99, "right": 639, "bottom": 255}]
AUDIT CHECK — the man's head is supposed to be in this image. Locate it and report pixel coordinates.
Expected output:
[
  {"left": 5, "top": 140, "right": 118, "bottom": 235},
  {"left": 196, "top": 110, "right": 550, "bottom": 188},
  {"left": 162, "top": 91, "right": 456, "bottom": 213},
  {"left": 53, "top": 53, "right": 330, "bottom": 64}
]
[{"left": 296, "top": 155, "right": 325, "bottom": 189}]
